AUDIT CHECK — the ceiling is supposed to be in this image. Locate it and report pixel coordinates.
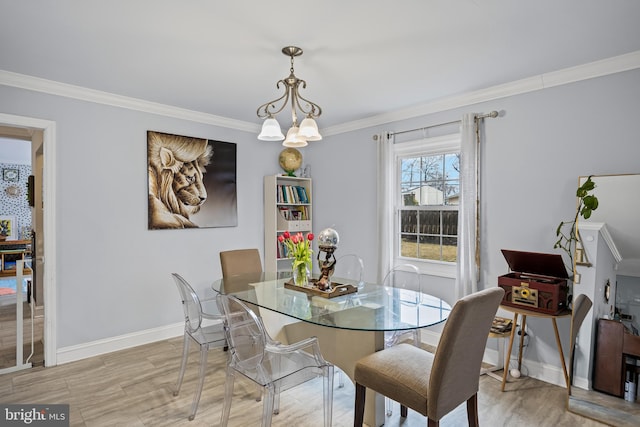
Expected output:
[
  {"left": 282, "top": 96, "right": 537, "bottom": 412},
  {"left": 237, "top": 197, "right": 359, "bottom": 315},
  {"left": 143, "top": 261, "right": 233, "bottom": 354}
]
[{"left": 2, "top": 1, "right": 640, "bottom": 133}]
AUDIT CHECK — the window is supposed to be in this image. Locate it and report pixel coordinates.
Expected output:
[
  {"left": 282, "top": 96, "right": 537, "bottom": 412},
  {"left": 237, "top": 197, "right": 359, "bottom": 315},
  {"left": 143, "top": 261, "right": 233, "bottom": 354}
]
[{"left": 393, "top": 134, "right": 460, "bottom": 276}]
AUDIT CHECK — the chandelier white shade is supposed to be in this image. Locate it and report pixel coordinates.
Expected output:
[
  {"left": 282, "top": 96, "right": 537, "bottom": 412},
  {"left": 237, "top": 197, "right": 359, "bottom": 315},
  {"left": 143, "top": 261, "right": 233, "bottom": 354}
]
[
  {"left": 257, "top": 46, "right": 322, "bottom": 147},
  {"left": 282, "top": 126, "right": 308, "bottom": 147},
  {"left": 257, "top": 117, "right": 285, "bottom": 141},
  {"left": 298, "top": 116, "right": 322, "bottom": 141}
]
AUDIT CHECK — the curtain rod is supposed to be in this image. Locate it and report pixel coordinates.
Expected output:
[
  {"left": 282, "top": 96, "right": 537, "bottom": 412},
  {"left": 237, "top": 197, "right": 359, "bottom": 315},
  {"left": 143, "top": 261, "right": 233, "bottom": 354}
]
[{"left": 388, "top": 110, "right": 499, "bottom": 137}]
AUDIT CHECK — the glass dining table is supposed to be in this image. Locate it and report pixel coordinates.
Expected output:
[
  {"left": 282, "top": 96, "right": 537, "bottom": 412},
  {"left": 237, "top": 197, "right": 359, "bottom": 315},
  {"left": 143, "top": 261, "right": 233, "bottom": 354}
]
[{"left": 213, "top": 272, "right": 451, "bottom": 426}]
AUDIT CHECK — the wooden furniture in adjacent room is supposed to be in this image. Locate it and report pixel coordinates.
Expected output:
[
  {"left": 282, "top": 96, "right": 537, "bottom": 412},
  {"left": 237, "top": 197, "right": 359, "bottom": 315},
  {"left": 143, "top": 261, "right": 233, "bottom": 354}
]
[
  {"left": 500, "top": 304, "right": 572, "bottom": 391},
  {"left": 593, "top": 319, "right": 640, "bottom": 397},
  {"left": 0, "top": 239, "right": 32, "bottom": 277}
]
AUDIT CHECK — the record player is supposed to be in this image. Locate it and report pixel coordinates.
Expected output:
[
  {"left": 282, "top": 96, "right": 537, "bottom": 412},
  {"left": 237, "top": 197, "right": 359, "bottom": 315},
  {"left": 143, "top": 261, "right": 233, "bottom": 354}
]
[{"left": 498, "top": 249, "right": 569, "bottom": 315}]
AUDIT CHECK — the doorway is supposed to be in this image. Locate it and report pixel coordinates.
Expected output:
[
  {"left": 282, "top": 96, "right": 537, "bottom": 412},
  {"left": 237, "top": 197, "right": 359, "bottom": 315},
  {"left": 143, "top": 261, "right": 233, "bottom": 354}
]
[
  {"left": 0, "top": 132, "right": 41, "bottom": 369},
  {"left": 0, "top": 113, "right": 57, "bottom": 368}
]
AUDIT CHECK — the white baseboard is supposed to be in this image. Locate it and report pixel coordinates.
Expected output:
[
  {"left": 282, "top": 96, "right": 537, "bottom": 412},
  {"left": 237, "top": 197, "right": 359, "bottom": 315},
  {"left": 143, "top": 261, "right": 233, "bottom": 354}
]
[
  {"left": 56, "top": 322, "right": 185, "bottom": 365},
  {"left": 420, "top": 328, "right": 567, "bottom": 388},
  {"left": 57, "top": 321, "right": 569, "bottom": 390}
]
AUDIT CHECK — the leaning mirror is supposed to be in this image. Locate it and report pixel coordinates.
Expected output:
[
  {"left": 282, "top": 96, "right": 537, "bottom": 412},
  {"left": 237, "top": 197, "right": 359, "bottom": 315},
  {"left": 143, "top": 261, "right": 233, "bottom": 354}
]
[{"left": 568, "top": 173, "right": 640, "bottom": 426}]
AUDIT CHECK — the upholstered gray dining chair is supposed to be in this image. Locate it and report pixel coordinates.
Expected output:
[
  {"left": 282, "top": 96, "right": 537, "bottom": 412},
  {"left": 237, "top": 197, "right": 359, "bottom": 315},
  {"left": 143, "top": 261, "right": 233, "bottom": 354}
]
[
  {"left": 219, "top": 248, "right": 263, "bottom": 278},
  {"left": 171, "top": 273, "right": 227, "bottom": 421},
  {"left": 353, "top": 287, "right": 504, "bottom": 427}
]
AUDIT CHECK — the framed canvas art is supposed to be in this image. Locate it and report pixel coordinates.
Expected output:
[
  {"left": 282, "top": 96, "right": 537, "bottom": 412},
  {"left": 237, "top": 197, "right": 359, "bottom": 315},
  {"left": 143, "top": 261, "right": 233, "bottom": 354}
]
[{"left": 147, "top": 131, "right": 237, "bottom": 229}]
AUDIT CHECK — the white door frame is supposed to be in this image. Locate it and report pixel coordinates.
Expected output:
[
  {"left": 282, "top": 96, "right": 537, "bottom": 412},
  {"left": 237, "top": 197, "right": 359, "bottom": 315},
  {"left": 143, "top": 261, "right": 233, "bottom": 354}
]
[{"left": 0, "top": 113, "right": 57, "bottom": 366}]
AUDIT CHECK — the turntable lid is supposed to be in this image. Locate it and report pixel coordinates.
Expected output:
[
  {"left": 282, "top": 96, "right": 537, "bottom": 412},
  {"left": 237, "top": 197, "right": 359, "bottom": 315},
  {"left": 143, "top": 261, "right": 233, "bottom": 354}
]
[{"left": 501, "top": 249, "right": 569, "bottom": 279}]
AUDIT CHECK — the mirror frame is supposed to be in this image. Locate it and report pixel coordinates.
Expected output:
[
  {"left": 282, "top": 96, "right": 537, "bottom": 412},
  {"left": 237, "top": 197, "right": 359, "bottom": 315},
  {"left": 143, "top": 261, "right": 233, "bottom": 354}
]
[{"left": 568, "top": 173, "right": 640, "bottom": 425}]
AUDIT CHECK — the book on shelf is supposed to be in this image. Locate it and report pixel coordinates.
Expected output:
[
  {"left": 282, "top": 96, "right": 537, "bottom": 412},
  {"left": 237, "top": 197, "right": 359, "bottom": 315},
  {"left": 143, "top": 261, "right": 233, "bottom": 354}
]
[
  {"left": 279, "top": 206, "right": 290, "bottom": 220},
  {"left": 276, "top": 184, "right": 310, "bottom": 205}
]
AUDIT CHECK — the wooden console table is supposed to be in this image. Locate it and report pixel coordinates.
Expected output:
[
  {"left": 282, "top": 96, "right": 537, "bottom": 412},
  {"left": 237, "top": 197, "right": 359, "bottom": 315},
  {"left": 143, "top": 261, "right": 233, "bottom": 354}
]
[
  {"left": 0, "top": 239, "right": 32, "bottom": 277},
  {"left": 500, "top": 304, "right": 572, "bottom": 391}
]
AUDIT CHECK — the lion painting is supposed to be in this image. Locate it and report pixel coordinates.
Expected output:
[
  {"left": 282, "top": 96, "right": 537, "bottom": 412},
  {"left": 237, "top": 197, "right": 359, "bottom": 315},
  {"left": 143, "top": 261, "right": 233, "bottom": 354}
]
[{"left": 147, "top": 131, "right": 213, "bottom": 229}]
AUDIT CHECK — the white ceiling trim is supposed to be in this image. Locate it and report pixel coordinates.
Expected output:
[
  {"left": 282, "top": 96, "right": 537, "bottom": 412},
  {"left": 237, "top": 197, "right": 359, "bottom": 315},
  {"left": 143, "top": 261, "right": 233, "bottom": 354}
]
[
  {"left": 1, "top": 50, "right": 639, "bottom": 137},
  {"left": 323, "top": 50, "right": 640, "bottom": 136},
  {"left": 579, "top": 222, "right": 623, "bottom": 263},
  {"left": 0, "top": 70, "right": 258, "bottom": 133}
]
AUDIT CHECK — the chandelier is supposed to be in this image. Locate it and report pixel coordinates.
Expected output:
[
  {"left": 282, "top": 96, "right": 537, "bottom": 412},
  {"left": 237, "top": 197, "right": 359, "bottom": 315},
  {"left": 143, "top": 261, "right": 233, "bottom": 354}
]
[{"left": 257, "top": 46, "right": 322, "bottom": 147}]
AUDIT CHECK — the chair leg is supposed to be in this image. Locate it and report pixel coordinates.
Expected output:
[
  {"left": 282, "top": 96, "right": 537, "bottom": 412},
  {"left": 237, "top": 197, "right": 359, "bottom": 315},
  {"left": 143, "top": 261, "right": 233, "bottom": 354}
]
[
  {"left": 386, "top": 396, "right": 393, "bottom": 416},
  {"left": 354, "top": 383, "right": 366, "bottom": 427},
  {"left": 174, "top": 333, "right": 190, "bottom": 397},
  {"left": 324, "top": 365, "right": 334, "bottom": 427},
  {"left": 400, "top": 404, "right": 408, "bottom": 418},
  {"left": 188, "top": 345, "right": 208, "bottom": 421},
  {"left": 261, "top": 384, "right": 275, "bottom": 427},
  {"left": 427, "top": 418, "right": 439, "bottom": 427},
  {"left": 220, "top": 369, "right": 235, "bottom": 427},
  {"left": 273, "top": 383, "right": 281, "bottom": 415},
  {"left": 466, "top": 393, "right": 479, "bottom": 427}
]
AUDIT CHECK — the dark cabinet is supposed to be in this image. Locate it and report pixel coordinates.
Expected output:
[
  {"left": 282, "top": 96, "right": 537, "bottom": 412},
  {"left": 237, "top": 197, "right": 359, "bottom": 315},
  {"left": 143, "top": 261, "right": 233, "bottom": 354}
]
[{"left": 593, "top": 319, "right": 625, "bottom": 396}]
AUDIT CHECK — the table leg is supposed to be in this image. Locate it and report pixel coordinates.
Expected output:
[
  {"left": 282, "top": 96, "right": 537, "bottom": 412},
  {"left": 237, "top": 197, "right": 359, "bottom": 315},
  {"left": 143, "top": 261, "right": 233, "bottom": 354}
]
[
  {"left": 501, "top": 312, "right": 519, "bottom": 391},
  {"left": 518, "top": 315, "right": 527, "bottom": 370},
  {"left": 552, "top": 318, "right": 570, "bottom": 390}
]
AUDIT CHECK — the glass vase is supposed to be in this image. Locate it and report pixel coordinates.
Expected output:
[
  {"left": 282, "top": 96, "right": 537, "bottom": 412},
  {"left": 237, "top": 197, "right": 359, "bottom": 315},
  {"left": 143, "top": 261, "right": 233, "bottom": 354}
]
[{"left": 293, "top": 262, "right": 310, "bottom": 287}]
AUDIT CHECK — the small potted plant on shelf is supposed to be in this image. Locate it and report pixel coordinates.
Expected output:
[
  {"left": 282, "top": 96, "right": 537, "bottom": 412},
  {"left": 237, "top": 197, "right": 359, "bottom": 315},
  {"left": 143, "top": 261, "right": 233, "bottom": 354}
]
[{"left": 554, "top": 175, "right": 599, "bottom": 276}]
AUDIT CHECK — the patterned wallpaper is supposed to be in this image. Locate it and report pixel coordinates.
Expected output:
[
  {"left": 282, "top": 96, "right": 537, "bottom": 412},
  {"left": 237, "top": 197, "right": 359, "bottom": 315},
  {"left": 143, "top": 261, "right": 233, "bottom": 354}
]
[{"left": 0, "top": 163, "right": 32, "bottom": 240}]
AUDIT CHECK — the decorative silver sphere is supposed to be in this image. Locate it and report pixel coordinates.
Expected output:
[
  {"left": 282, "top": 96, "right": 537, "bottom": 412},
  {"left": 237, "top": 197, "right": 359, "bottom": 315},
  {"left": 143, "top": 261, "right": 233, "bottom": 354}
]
[{"left": 317, "top": 228, "right": 339, "bottom": 249}]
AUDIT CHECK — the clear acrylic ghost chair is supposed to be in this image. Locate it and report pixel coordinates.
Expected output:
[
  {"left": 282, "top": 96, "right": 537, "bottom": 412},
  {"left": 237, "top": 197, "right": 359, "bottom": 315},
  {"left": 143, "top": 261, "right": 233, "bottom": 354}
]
[
  {"left": 217, "top": 294, "right": 334, "bottom": 427},
  {"left": 332, "top": 253, "right": 365, "bottom": 387},
  {"left": 172, "top": 273, "right": 227, "bottom": 421},
  {"left": 382, "top": 263, "right": 421, "bottom": 415},
  {"left": 383, "top": 263, "right": 422, "bottom": 347},
  {"left": 333, "top": 254, "right": 365, "bottom": 288}
]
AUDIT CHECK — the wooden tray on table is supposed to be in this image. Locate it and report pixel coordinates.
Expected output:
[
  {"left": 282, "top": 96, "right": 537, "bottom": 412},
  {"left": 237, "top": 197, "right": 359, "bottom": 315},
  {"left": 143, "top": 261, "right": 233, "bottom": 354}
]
[{"left": 284, "top": 279, "right": 358, "bottom": 299}]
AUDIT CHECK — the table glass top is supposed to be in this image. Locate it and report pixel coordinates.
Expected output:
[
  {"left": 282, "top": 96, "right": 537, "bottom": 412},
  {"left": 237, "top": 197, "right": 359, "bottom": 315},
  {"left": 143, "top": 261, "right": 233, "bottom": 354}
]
[{"left": 213, "top": 272, "right": 451, "bottom": 332}]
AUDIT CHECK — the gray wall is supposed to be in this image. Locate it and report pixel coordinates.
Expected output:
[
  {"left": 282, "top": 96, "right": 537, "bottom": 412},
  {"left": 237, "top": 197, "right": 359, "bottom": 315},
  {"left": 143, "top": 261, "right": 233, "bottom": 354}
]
[
  {"left": 310, "top": 68, "right": 640, "bottom": 379},
  {"left": 0, "top": 84, "right": 275, "bottom": 347},
  {"left": 1, "top": 67, "right": 639, "bottom": 381}
]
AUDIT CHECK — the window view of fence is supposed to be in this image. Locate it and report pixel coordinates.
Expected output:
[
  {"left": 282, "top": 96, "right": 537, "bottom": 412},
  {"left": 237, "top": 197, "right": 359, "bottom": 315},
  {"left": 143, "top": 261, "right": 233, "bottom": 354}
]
[{"left": 398, "top": 152, "right": 460, "bottom": 262}]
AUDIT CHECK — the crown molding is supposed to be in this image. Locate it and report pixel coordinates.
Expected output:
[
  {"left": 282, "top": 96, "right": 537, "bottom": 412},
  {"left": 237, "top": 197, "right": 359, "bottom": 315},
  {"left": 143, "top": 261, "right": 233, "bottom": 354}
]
[
  {"left": 2, "top": 50, "right": 639, "bottom": 136},
  {"left": 0, "top": 70, "right": 260, "bottom": 133},
  {"left": 322, "top": 50, "right": 640, "bottom": 136},
  {"left": 579, "top": 222, "right": 622, "bottom": 263}
]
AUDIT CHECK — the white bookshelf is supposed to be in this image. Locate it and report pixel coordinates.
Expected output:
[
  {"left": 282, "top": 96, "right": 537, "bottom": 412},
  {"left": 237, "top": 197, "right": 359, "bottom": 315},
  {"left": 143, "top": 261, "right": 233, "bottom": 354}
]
[{"left": 264, "top": 175, "right": 312, "bottom": 273}]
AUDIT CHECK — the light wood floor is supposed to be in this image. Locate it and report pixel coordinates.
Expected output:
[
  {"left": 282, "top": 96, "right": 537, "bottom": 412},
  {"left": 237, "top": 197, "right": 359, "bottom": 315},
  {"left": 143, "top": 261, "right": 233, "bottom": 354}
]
[
  {"left": 0, "top": 300, "right": 44, "bottom": 369},
  {"left": 0, "top": 331, "right": 611, "bottom": 427}
]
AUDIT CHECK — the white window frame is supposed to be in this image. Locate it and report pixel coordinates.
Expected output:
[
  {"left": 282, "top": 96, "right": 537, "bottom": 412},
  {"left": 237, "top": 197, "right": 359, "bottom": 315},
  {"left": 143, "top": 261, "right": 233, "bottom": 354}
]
[{"left": 393, "top": 133, "right": 461, "bottom": 278}]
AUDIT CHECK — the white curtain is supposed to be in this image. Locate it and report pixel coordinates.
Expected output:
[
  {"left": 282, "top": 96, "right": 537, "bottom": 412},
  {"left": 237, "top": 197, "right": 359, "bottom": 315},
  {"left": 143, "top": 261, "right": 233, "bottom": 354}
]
[
  {"left": 455, "top": 113, "right": 480, "bottom": 299},
  {"left": 376, "top": 132, "right": 394, "bottom": 283}
]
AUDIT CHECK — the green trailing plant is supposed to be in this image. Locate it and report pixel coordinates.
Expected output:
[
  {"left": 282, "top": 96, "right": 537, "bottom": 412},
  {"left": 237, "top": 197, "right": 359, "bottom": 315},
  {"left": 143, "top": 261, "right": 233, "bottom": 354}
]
[{"left": 554, "top": 176, "right": 599, "bottom": 273}]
